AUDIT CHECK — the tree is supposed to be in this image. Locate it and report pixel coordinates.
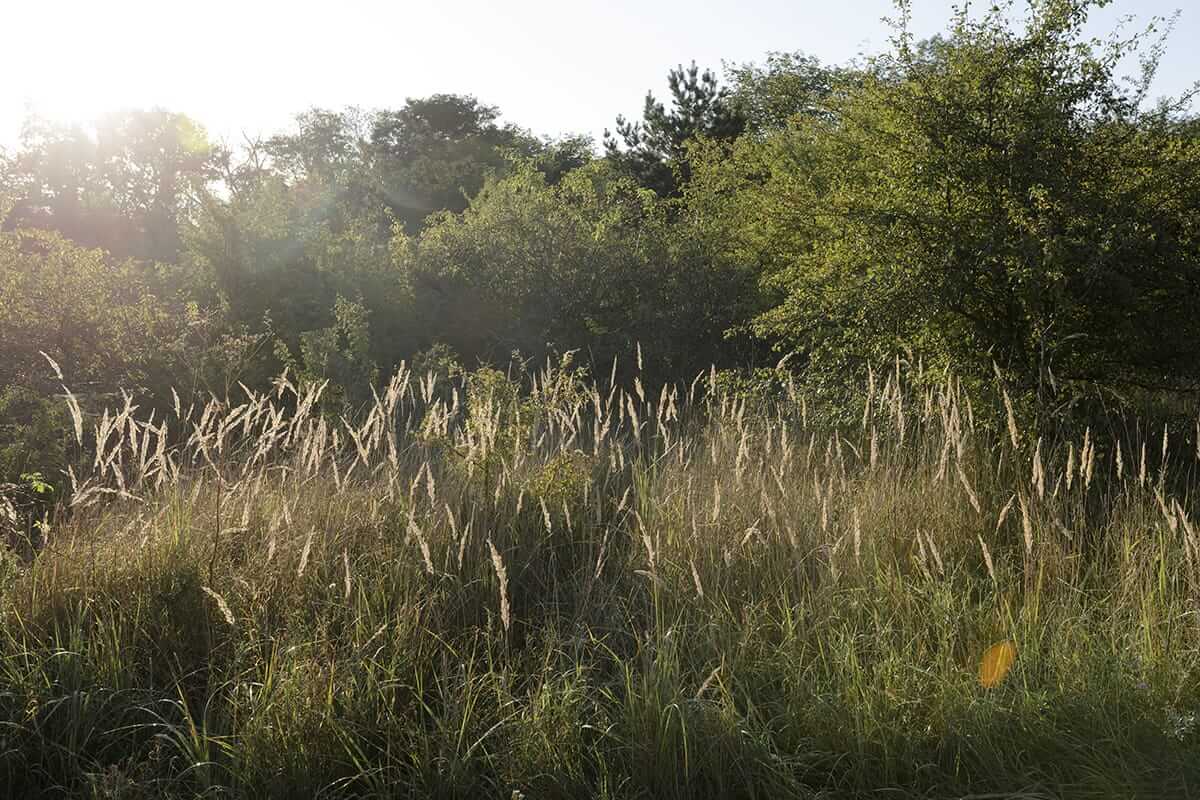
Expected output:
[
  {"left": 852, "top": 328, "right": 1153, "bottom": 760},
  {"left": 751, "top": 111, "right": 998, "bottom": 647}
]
[
  {"left": 370, "top": 94, "right": 545, "bottom": 232},
  {"left": 725, "top": 51, "right": 849, "bottom": 133},
  {"left": 393, "top": 160, "right": 755, "bottom": 376},
  {"left": 265, "top": 107, "right": 372, "bottom": 187},
  {"left": 0, "top": 110, "right": 216, "bottom": 263},
  {"left": 184, "top": 155, "right": 412, "bottom": 386},
  {"left": 184, "top": 98, "right": 593, "bottom": 393},
  {"left": 694, "top": 0, "right": 1200, "bottom": 417},
  {"left": 604, "top": 62, "right": 745, "bottom": 196},
  {"left": 0, "top": 221, "right": 198, "bottom": 418}
]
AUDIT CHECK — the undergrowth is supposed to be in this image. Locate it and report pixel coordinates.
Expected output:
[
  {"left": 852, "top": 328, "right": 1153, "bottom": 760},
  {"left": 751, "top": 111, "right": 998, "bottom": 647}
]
[{"left": 1, "top": 355, "right": 1198, "bottom": 798}]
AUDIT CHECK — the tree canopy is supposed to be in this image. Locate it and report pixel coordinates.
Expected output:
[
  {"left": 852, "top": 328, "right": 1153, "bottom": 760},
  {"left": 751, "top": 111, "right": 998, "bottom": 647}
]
[
  {"left": 604, "top": 61, "right": 745, "bottom": 196},
  {"left": 690, "top": 0, "right": 1200, "bottom": 414}
]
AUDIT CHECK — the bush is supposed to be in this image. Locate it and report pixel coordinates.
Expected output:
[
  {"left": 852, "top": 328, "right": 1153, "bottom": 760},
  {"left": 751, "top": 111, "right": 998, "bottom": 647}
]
[
  {"left": 395, "top": 160, "right": 760, "bottom": 379},
  {"left": 692, "top": 0, "right": 1200, "bottom": 423},
  {"left": 0, "top": 386, "right": 71, "bottom": 486}
]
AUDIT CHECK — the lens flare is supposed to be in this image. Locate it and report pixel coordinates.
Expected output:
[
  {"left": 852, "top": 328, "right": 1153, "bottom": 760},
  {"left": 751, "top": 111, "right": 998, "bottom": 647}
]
[{"left": 979, "top": 641, "right": 1017, "bottom": 688}]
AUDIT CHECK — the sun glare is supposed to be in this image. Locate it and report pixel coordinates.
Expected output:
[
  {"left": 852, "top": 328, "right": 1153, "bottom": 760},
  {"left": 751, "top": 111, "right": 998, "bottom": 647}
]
[{"left": 3, "top": 0, "right": 272, "bottom": 145}]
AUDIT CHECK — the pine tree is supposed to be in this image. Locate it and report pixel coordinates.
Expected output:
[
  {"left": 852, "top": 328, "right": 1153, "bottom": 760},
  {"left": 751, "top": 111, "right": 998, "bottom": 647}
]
[{"left": 604, "top": 62, "right": 744, "bottom": 196}]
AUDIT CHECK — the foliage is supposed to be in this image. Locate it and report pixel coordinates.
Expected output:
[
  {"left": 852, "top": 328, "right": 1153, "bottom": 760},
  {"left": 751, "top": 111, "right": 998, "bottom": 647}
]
[
  {"left": 275, "top": 296, "right": 379, "bottom": 409},
  {"left": 395, "top": 160, "right": 758, "bottom": 377},
  {"left": 0, "top": 110, "right": 217, "bottom": 262},
  {"left": 604, "top": 62, "right": 745, "bottom": 196},
  {"left": 369, "top": 94, "right": 577, "bottom": 232},
  {"left": 1, "top": 0, "right": 1199, "bottom": 505},
  {"left": 0, "top": 226, "right": 180, "bottom": 395},
  {"left": 693, "top": 0, "right": 1200, "bottom": 421},
  {"left": 185, "top": 151, "right": 413, "bottom": 386},
  {"left": 0, "top": 386, "right": 71, "bottom": 485},
  {"left": 725, "top": 51, "right": 848, "bottom": 132},
  {"left": 2, "top": 2, "right": 1200, "bottom": 793},
  {"left": 183, "top": 97, "right": 593, "bottom": 388}
]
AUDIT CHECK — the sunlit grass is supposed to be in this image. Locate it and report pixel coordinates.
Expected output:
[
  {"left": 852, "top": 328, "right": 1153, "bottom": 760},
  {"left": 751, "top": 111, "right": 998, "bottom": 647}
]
[{"left": 0, "top": 357, "right": 1197, "bottom": 797}]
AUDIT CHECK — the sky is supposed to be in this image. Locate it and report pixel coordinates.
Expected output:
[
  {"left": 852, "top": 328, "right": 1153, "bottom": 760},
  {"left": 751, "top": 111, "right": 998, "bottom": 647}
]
[{"left": 3, "top": 0, "right": 1197, "bottom": 150}]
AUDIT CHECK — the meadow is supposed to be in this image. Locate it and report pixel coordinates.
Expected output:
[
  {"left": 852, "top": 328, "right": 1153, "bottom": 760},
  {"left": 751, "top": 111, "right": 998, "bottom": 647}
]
[{"left": 1, "top": 355, "right": 1197, "bottom": 798}]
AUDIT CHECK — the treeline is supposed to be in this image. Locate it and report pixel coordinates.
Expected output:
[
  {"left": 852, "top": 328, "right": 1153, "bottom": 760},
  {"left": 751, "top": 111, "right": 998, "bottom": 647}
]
[{"left": 3, "top": 0, "right": 1200, "bottom": 484}]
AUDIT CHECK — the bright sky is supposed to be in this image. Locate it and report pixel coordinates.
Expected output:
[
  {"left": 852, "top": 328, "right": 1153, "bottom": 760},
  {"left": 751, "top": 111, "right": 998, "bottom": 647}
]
[{"left": 3, "top": 0, "right": 1197, "bottom": 150}]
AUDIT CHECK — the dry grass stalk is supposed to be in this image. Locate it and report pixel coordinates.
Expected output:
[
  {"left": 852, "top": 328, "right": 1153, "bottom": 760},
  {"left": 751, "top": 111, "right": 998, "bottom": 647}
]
[
  {"left": 1018, "top": 494, "right": 1033, "bottom": 555},
  {"left": 297, "top": 528, "right": 315, "bottom": 578},
  {"left": 487, "top": 539, "right": 511, "bottom": 633},
  {"left": 977, "top": 534, "right": 997, "bottom": 581},
  {"left": 957, "top": 465, "right": 982, "bottom": 514},
  {"left": 201, "top": 586, "right": 236, "bottom": 627}
]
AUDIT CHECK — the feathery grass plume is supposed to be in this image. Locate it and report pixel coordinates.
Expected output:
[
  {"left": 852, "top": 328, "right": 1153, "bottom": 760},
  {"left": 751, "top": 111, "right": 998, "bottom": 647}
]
[
  {"left": 487, "top": 538, "right": 511, "bottom": 633},
  {"left": 1018, "top": 494, "right": 1034, "bottom": 555},
  {"left": 1031, "top": 438, "right": 1045, "bottom": 500},
  {"left": 735, "top": 428, "right": 751, "bottom": 484},
  {"left": 407, "top": 519, "right": 435, "bottom": 575},
  {"left": 914, "top": 528, "right": 932, "bottom": 578},
  {"left": 935, "top": 435, "right": 952, "bottom": 482},
  {"left": 977, "top": 534, "right": 997, "bottom": 581},
  {"left": 13, "top": 353, "right": 1200, "bottom": 795},
  {"left": 1178, "top": 506, "right": 1198, "bottom": 578},
  {"left": 42, "top": 352, "right": 86, "bottom": 446},
  {"left": 1066, "top": 443, "right": 1076, "bottom": 491},
  {"left": 695, "top": 663, "right": 723, "bottom": 700},
  {"left": 297, "top": 528, "right": 315, "bottom": 578},
  {"left": 1155, "top": 490, "right": 1177, "bottom": 533},
  {"left": 957, "top": 465, "right": 982, "bottom": 514},
  {"left": 1082, "top": 428, "right": 1096, "bottom": 489},
  {"left": 852, "top": 506, "right": 862, "bottom": 565},
  {"left": 40, "top": 350, "right": 64, "bottom": 381},
  {"left": 996, "top": 494, "right": 1015, "bottom": 532},
  {"left": 994, "top": 365, "right": 1021, "bottom": 449},
  {"left": 457, "top": 516, "right": 472, "bottom": 572},
  {"left": 690, "top": 559, "right": 705, "bottom": 599},
  {"left": 925, "top": 530, "right": 945, "bottom": 575},
  {"left": 201, "top": 586, "right": 236, "bottom": 627}
]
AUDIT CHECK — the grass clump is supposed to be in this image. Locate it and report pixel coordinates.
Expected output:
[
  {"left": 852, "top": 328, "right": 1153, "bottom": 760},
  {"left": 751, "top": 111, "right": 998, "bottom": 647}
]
[{"left": 0, "top": 357, "right": 1198, "bottom": 798}]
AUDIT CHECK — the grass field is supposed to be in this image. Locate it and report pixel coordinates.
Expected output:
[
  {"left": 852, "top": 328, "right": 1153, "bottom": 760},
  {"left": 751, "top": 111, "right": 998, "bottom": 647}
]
[{"left": 1, "top": 358, "right": 1198, "bottom": 798}]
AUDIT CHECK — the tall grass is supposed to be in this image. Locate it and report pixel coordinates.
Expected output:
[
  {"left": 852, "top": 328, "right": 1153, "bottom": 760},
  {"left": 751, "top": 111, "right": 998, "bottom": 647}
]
[{"left": 1, "top": 355, "right": 1198, "bottom": 798}]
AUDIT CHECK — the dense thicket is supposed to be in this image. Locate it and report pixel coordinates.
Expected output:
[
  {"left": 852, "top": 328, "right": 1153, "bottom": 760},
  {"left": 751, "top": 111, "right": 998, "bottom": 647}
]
[{"left": 2, "top": 0, "right": 1199, "bottom": 487}]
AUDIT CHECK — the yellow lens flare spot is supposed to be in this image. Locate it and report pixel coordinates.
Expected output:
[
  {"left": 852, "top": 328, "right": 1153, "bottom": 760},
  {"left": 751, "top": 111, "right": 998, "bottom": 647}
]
[{"left": 979, "top": 640, "right": 1017, "bottom": 688}]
